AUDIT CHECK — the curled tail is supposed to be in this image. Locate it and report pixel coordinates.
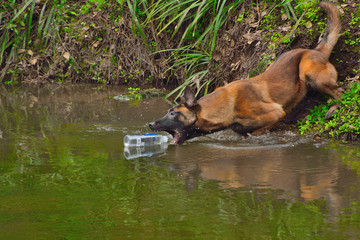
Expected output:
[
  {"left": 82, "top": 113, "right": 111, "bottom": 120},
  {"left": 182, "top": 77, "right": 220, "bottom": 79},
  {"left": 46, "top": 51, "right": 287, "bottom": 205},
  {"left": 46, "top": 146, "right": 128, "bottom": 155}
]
[{"left": 315, "top": 2, "right": 341, "bottom": 58}]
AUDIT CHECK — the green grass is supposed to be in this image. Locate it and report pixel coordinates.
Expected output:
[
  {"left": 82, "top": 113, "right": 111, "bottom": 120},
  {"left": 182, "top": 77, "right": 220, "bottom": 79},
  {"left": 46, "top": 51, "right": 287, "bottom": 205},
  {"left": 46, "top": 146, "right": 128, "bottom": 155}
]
[
  {"left": 0, "top": 0, "right": 70, "bottom": 84},
  {"left": 141, "top": 0, "right": 243, "bottom": 97},
  {"left": 298, "top": 83, "right": 360, "bottom": 140}
]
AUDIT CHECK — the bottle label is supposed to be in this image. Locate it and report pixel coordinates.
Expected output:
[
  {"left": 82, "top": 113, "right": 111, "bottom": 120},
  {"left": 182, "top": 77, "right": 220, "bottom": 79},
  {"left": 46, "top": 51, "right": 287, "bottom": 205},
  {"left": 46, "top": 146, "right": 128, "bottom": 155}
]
[
  {"left": 137, "top": 138, "right": 141, "bottom": 146},
  {"left": 144, "top": 134, "right": 156, "bottom": 142}
]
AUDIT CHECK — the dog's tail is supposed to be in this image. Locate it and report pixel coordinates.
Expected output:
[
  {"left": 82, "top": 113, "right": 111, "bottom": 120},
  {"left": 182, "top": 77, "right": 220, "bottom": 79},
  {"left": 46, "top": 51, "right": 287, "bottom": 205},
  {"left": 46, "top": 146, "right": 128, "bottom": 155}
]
[{"left": 314, "top": 2, "right": 341, "bottom": 59}]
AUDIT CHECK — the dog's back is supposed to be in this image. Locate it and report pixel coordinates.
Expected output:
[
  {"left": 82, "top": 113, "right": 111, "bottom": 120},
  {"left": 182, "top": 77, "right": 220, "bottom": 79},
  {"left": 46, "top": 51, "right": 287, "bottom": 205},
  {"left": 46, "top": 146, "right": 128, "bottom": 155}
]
[{"left": 258, "top": 49, "right": 308, "bottom": 112}]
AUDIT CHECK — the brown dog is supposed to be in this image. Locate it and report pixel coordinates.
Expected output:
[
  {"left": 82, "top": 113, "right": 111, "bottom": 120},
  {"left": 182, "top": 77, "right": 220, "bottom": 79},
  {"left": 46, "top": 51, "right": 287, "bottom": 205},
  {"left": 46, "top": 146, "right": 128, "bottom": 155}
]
[{"left": 149, "top": 2, "right": 342, "bottom": 144}]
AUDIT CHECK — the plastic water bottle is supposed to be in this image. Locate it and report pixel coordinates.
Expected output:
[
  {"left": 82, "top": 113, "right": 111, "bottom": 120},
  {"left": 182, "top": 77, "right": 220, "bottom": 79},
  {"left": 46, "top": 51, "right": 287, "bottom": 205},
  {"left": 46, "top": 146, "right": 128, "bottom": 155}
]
[
  {"left": 123, "top": 143, "right": 168, "bottom": 160},
  {"left": 123, "top": 134, "right": 168, "bottom": 147}
]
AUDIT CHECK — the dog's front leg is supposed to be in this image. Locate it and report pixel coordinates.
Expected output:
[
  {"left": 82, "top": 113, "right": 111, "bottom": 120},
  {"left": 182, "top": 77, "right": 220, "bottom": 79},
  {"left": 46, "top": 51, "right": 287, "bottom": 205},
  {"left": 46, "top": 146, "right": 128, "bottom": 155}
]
[{"left": 324, "top": 87, "right": 345, "bottom": 120}]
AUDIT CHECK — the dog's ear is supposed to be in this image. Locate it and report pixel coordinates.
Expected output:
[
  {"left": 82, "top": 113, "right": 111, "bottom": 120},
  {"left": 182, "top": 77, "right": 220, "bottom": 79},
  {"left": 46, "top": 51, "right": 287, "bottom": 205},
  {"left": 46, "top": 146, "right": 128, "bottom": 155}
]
[
  {"left": 183, "top": 86, "right": 197, "bottom": 108},
  {"left": 175, "top": 86, "right": 197, "bottom": 107}
]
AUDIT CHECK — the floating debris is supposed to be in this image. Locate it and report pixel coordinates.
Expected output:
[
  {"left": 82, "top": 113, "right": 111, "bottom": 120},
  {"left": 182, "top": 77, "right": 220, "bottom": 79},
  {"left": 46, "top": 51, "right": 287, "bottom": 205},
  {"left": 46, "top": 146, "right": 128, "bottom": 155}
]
[{"left": 112, "top": 88, "right": 167, "bottom": 102}]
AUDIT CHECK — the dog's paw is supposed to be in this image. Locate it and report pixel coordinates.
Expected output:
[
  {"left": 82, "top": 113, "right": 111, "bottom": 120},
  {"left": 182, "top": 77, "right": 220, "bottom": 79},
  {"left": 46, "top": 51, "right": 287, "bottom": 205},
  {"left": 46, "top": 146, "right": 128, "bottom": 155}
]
[{"left": 338, "top": 87, "right": 345, "bottom": 93}]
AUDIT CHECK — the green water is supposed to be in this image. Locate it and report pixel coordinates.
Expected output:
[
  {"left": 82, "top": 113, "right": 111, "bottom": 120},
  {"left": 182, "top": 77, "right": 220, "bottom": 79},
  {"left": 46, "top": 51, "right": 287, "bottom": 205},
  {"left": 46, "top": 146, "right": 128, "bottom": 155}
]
[{"left": 1, "top": 85, "right": 360, "bottom": 239}]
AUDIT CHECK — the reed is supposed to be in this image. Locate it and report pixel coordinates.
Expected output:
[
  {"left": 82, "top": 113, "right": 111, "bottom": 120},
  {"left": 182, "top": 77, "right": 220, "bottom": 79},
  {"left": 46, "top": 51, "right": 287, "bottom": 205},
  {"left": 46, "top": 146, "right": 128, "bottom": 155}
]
[
  {"left": 0, "top": 0, "right": 67, "bottom": 83},
  {"left": 141, "top": 0, "right": 242, "bottom": 97}
]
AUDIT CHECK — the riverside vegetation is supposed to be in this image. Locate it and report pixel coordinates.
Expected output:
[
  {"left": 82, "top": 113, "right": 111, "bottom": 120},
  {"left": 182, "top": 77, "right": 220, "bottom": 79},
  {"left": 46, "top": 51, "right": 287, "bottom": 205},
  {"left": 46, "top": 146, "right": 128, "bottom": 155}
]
[{"left": 1, "top": 0, "right": 359, "bottom": 139}]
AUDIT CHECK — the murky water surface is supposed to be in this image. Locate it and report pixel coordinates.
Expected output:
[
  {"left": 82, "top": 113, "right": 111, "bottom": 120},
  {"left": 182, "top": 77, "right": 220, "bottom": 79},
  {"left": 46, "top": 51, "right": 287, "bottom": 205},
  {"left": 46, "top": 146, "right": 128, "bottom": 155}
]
[{"left": 1, "top": 85, "right": 360, "bottom": 239}]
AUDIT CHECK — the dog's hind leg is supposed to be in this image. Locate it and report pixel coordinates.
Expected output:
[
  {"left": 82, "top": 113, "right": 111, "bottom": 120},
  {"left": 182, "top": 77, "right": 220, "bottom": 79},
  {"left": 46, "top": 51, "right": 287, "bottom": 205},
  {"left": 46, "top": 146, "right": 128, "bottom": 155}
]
[
  {"left": 248, "top": 103, "right": 286, "bottom": 136},
  {"left": 251, "top": 112, "right": 284, "bottom": 135}
]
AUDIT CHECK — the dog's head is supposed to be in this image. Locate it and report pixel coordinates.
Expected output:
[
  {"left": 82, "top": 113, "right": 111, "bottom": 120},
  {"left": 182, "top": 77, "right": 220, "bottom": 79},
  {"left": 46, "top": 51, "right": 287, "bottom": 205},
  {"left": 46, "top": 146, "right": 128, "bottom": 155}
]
[{"left": 149, "top": 86, "right": 200, "bottom": 144}]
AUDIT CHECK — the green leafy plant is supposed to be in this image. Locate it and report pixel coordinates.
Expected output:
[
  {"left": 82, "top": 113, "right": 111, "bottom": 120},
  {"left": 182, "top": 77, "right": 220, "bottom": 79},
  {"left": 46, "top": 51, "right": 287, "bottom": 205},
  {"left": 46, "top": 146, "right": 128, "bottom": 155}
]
[
  {"left": 298, "top": 83, "right": 360, "bottom": 140},
  {"left": 298, "top": 104, "right": 330, "bottom": 135},
  {"left": 147, "top": 0, "right": 240, "bottom": 50},
  {"left": 163, "top": 47, "right": 211, "bottom": 98},
  {"left": 127, "top": 87, "right": 142, "bottom": 100},
  {"left": 1, "top": 0, "right": 37, "bottom": 72},
  {"left": 0, "top": 0, "right": 73, "bottom": 83},
  {"left": 141, "top": 0, "right": 242, "bottom": 98},
  {"left": 4, "top": 69, "right": 19, "bottom": 85}
]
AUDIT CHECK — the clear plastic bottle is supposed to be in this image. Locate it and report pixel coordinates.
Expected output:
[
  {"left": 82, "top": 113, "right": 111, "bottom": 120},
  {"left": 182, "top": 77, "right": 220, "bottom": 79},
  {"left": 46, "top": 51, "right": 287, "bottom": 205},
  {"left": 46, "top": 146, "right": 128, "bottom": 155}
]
[
  {"left": 123, "top": 143, "right": 168, "bottom": 160},
  {"left": 123, "top": 134, "right": 168, "bottom": 147}
]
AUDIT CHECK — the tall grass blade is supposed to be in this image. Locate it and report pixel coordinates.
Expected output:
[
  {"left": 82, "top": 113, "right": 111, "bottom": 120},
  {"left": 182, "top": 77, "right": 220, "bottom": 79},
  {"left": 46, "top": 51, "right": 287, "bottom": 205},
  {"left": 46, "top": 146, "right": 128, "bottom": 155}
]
[
  {"left": 43, "top": 6, "right": 55, "bottom": 45},
  {"left": 26, "top": 0, "right": 36, "bottom": 47},
  {"left": 165, "top": 78, "right": 195, "bottom": 100},
  {"left": 8, "top": 0, "right": 33, "bottom": 25},
  {"left": 0, "top": 32, "right": 9, "bottom": 66},
  {"left": 126, "top": 0, "right": 149, "bottom": 50},
  {"left": 211, "top": 0, "right": 227, "bottom": 51},
  {"left": 37, "top": 1, "right": 49, "bottom": 39}
]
